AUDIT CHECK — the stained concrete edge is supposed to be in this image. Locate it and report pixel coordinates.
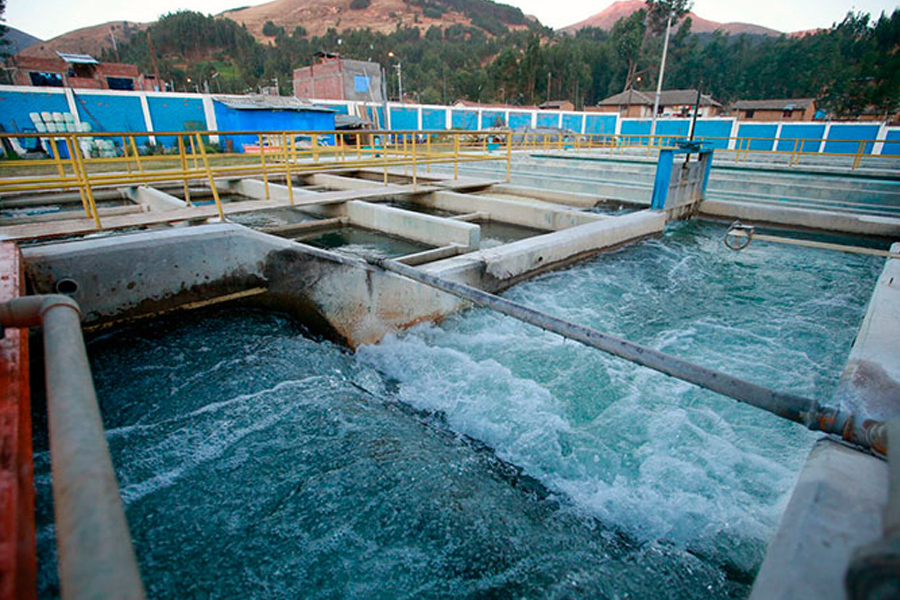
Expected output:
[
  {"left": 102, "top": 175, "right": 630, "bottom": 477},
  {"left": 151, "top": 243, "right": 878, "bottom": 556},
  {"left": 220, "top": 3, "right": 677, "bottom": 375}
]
[{"left": 751, "top": 245, "right": 900, "bottom": 600}]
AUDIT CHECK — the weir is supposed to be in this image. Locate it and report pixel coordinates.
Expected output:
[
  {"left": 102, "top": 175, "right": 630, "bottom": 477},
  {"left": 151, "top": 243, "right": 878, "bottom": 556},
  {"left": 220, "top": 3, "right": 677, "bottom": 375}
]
[{"left": 0, "top": 128, "right": 899, "bottom": 600}]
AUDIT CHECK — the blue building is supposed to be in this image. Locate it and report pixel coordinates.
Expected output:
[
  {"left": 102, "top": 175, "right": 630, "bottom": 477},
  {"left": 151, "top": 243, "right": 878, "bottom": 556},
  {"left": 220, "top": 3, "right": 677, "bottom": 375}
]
[{"left": 212, "top": 95, "right": 335, "bottom": 152}]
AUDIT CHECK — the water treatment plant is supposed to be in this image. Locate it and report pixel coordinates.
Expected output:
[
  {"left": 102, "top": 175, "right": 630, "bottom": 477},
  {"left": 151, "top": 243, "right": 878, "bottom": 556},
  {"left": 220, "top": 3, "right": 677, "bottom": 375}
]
[{"left": 0, "top": 120, "right": 898, "bottom": 600}]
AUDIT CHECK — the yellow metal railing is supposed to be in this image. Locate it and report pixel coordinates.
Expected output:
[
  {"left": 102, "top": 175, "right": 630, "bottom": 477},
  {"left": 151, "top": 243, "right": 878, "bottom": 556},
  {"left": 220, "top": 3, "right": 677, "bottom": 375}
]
[
  {"left": 506, "top": 131, "right": 900, "bottom": 170},
  {"left": 0, "top": 129, "right": 515, "bottom": 229}
]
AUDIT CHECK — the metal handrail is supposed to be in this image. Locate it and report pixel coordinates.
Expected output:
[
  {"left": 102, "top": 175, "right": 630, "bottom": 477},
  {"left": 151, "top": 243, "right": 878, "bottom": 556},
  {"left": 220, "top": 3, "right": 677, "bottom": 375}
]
[{"left": 0, "top": 295, "right": 146, "bottom": 600}]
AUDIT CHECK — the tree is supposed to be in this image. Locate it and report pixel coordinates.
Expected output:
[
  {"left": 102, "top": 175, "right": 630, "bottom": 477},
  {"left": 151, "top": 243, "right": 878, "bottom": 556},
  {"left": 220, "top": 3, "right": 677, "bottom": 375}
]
[{"left": 0, "top": 0, "right": 9, "bottom": 59}]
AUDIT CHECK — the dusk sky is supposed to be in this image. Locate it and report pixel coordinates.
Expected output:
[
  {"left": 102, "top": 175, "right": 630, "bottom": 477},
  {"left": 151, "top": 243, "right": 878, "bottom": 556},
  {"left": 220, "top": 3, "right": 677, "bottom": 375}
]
[{"left": 5, "top": 0, "right": 899, "bottom": 41}]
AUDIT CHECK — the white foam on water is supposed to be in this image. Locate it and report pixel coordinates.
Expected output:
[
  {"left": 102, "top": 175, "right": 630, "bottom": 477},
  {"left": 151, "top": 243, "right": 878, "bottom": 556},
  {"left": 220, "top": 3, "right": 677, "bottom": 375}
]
[{"left": 357, "top": 221, "right": 881, "bottom": 564}]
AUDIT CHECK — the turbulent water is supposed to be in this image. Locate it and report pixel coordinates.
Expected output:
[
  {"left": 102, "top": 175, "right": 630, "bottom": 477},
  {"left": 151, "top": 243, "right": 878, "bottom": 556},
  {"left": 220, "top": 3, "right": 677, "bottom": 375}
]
[{"left": 34, "top": 221, "right": 882, "bottom": 599}]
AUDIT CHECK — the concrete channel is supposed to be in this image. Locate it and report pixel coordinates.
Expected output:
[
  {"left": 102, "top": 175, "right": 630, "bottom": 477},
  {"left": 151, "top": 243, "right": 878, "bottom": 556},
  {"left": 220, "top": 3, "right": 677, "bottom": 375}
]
[{"left": 2, "top": 152, "right": 900, "bottom": 599}]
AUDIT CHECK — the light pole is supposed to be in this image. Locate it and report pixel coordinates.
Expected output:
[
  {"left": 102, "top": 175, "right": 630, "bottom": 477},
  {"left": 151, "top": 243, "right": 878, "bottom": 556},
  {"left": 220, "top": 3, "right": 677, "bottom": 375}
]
[
  {"left": 650, "top": 10, "right": 674, "bottom": 142},
  {"left": 388, "top": 51, "right": 403, "bottom": 102}
]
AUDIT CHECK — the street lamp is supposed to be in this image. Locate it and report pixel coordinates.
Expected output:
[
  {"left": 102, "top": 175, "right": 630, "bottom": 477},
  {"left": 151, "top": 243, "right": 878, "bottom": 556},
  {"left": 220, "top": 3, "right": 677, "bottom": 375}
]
[
  {"left": 387, "top": 51, "right": 403, "bottom": 102},
  {"left": 650, "top": 10, "right": 674, "bottom": 141}
]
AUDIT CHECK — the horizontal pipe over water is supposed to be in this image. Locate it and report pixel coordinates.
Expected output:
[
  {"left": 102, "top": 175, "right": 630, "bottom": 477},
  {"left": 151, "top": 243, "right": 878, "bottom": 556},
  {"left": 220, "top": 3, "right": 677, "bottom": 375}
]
[
  {"left": 0, "top": 295, "right": 145, "bottom": 600},
  {"left": 366, "top": 256, "right": 885, "bottom": 453}
]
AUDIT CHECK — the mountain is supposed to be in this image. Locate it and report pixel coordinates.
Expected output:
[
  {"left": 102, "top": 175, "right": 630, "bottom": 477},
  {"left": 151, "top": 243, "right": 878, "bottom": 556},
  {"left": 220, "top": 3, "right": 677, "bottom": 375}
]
[
  {"left": 220, "top": 0, "right": 538, "bottom": 41},
  {"left": 17, "top": 21, "right": 147, "bottom": 60},
  {"left": 3, "top": 26, "right": 42, "bottom": 54},
  {"left": 560, "top": 0, "right": 782, "bottom": 37}
]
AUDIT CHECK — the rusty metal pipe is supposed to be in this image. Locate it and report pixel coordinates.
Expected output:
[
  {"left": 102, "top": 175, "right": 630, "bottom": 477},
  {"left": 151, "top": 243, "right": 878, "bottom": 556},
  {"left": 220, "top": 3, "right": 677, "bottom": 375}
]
[
  {"left": 366, "top": 257, "right": 878, "bottom": 452},
  {"left": 0, "top": 295, "right": 146, "bottom": 600}
]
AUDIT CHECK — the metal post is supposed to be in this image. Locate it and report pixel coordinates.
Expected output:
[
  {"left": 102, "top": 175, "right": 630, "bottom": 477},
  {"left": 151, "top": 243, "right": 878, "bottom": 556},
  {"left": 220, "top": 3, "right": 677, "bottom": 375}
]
[
  {"left": 312, "top": 133, "right": 319, "bottom": 163},
  {"left": 382, "top": 134, "right": 389, "bottom": 186},
  {"left": 70, "top": 138, "right": 102, "bottom": 230},
  {"left": 651, "top": 11, "right": 673, "bottom": 142},
  {"left": 688, "top": 88, "right": 702, "bottom": 141},
  {"left": 177, "top": 135, "right": 192, "bottom": 206},
  {"left": 365, "top": 256, "right": 882, "bottom": 453},
  {"left": 128, "top": 136, "right": 147, "bottom": 186},
  {"left": 195, "top": 133, "right": 224, "bottom": 220},
  {"left": 282, "top": 133, "right": 294, "bottom": 206},
  {"left": 852, "top": 140, "right": 865, "bottom": 170},
  {"left": 426, "top": 134, "right": 432, "bottom": 173},
  {"left": 506, "top": 131, "right": 512, "bottom": 182},
  {"left": 453, "top": 134, "right": 459, "bottom": 181},
  {"left": 257, "top": 134, "right": 270, "bottom": 200},
  {"left": 411, "top": 133, "right": 417, "bottom": 188},
  {"left": 0, "top": 296, "right": 146, "bottom": 600},
  {"left": 121, "top": 136, "right": 132, "bottom": 174},
  {"left": 63, "top": 137, "right": 91, "bottom": 218},
  {"left": 188, "top": 134, "right": 199, "bottom": 170}
]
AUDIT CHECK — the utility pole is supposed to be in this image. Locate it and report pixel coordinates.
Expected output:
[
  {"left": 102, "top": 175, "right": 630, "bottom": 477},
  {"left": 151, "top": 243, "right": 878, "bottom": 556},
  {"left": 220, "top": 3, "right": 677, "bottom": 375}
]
[
  {"left": 395, "top": 62, "right": 403, "bottom": 102},
  {"left": 546, "top": 72, "right": 551, "bottom": 104},
  {"left": 109, "top": 27, "right": 120, "bottom": 63},
  {"left": 146, "top": 31, "right": 162, "bottom": 93},
  {"left": 650, "top": 10, "right": 674, "bottom": 141}
]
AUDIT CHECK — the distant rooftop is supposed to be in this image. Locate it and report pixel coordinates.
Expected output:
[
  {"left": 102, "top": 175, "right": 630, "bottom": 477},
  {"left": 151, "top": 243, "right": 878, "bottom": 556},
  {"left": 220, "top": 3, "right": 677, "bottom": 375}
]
[
  {"left": 56, "top": 52, "right": 98, "bottom": 65},
  {"left": 213, "top": 94, "right": 334, "bottom": 112},
  {"left": 597, "top": 89, "right": 721, "bottom": 107},
  {"left": 732, "top": 98, "right": 815, "bottom": 110}
]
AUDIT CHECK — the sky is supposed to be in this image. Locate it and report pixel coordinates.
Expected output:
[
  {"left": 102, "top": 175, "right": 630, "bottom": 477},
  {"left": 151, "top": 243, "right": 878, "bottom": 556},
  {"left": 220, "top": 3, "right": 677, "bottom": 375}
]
[{"left": 4, "top": 0, "right": 899, "bottom": 41}]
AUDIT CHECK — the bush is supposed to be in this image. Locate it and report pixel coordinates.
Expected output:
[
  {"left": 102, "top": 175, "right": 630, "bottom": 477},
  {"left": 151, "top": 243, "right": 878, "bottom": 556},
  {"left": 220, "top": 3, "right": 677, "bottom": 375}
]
[
  {"left": 262, "top": 21, "right": 282, "bottom": 36},
  {"left": 349, "top": 0, "right": 371, "bottom": 9}
]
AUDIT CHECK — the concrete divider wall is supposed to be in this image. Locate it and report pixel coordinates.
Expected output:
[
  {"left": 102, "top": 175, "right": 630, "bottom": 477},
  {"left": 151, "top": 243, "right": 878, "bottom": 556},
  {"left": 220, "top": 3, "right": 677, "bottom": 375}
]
[
  {"left": 346, "top": 201, "right": 480, "bottom": 249},
  {"left": 429, "top": 190, "right": 602, "bottom": 230},
  {"left": 126, "top": 186, "right": 186, "bottom": 211}
]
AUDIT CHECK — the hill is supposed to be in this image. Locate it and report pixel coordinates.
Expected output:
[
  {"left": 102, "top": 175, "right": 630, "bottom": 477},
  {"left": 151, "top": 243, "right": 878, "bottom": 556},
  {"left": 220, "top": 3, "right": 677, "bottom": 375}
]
[
  {"left": 560, "top": 0, "right": 782, "bottom": 37},
  {"left": 17, "top": 21, "right": 147, "bottom": 60},
  {"left": 220, "top": 0, "right": 538, "bottom": 40},
  {"left": 3, "top": 26, "right": 41, "bottom": 54}
]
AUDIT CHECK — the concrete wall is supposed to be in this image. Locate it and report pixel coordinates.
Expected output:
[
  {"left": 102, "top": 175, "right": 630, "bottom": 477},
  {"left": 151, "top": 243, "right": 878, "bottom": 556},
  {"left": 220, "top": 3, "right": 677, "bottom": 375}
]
[
  {"left": 751, "top": 244, "right": 900, "bottom": 600},
  {"left": 428, "top": 191, "right": 602, "bottom": 231},
  {"left": 699, "top": 200, "right": 900, "bottom": 237},
  {"left": 346, "top": 201, "right": 480, "bottom": 249}
]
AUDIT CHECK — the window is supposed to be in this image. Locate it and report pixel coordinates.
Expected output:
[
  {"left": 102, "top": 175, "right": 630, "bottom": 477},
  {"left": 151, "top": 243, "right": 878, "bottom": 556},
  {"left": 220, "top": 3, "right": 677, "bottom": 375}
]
[
  {"left": 745, "top": 110, "right": 755, "bottom": 118},
  {"left": 783, "top": 109, "right": 793, "bottom": 119},
  {"left": 354, "top": 75, "right": 370, "bottom": 93},
  {"left": 106, "top": 77, "right": 135, "bottom": 90},
  {"left": 29, "top": 72, "right": 63, "bottom": 87}
]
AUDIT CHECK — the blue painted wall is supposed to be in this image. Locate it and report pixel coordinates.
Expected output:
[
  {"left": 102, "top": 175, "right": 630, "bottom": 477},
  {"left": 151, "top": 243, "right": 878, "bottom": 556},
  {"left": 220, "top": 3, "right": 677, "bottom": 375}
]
[
  {"left": 824, "top": 124, "right": 880, "bottom": 155},
  {"left": 508, "top": 111, "right": 532, "bottom": 129},
  {"left": 777, "top": 124, "right": 827, "bottom": 152},
  {"left": 73, "top": 93, "right": 148, "bottom": 143},
  {"left": 584, "top": 114, "right": 617, "bottom": 135},
  {"left": 737, "top": 124, "right": 778, "bottom": 151},
  {"left": 536, "top": 113, "right": 559, "bottom": 128},
  {"left": 884, "top": 129, "right": 900, "bottom": 156},
  {"left": 562, "top": 114, "right": 583, "bottom": 132},
  {"left": 0, "top": 89, "right": 69, "bottom": 134},
  {"left": 452, "top": 110, "right": 477, "bottom": 130},
  {"left": 212, "top": 102, "right": 335, "bottom": 151},
  {"left": 3, "top": 86, "right": 899, "bottom": 159},
  {"left": 621, "top": 120, "right": 651, "bottom": 144},
  {"left": 147, "top": 96, "right": 206, "bottom": 147},
  {"left": 422, "top": 108, "right": 446, "bottom": 130},
  {"left": 390, "top": 106, "right": 417, "bottom": 130},
  {"left": 482, "top": 110, "right": 505, "bottom": 127},
  {"left": 693, "top": 120, "right": 733, "bottom": 149},
  {"left": 655, "top": 120, "right": 689, "bottom": 146}
]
